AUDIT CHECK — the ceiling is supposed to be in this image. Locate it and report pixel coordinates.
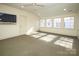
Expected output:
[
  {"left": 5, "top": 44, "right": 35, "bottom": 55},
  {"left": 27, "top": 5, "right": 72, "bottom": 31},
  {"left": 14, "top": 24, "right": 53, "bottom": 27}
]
[{"left": 4, "top": 3, "right": 79, "bottom": 17}]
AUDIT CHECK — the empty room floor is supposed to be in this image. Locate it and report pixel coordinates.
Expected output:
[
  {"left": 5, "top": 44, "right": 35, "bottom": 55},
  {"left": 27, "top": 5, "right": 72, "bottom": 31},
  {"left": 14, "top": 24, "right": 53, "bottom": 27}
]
[{"left": 0, "top": 32, "right": 79, "bottom": 56}]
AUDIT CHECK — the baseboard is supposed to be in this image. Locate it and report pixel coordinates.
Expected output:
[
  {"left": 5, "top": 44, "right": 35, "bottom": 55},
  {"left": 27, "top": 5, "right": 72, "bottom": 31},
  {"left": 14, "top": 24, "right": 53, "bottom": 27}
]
[
  {"left": 38, "top": 31, "right": 77, "bottom": 39},
  {"left": 0, "top": 34, "right": 25, "bottom": 40}
]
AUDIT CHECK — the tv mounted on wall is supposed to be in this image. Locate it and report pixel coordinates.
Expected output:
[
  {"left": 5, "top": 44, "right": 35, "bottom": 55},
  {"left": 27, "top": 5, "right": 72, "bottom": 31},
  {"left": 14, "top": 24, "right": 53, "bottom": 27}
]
[{"left": 0, "top": 13, "right": 16, "bottom": 23}]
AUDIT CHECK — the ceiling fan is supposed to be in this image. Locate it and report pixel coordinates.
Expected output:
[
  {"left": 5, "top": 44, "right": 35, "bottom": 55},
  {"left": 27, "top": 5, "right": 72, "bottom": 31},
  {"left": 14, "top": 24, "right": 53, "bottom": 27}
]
[{"left": 25, "top": 3, "right": 44, "bottom": 7}]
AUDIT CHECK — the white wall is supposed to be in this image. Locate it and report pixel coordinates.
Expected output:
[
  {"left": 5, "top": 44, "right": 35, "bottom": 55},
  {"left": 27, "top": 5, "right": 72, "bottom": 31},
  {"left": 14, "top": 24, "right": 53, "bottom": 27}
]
[
  {"left": 0, "top": 4, "right": 40, "bottom": 40},
  {"left": 76, "top": 12, "right": 79, "bottom": 39},
  {"left": 40, "top": 13, "right": 78, "bottom": 36}
]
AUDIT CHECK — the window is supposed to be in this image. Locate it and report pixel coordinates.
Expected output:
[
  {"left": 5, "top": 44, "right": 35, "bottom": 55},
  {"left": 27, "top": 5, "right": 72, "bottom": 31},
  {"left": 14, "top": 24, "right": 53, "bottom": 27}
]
[
  {"left": 53, "top": 18, "right": 61, "bottom": 28},
  {"left": 64, "top": 17, "right": 74, "bottom": 29},
  {"left": 40, "top": 19, "right": 46, "bottom": 27},
  {"left": 46, "top": 19, "right": 53, "bottom": 27}
]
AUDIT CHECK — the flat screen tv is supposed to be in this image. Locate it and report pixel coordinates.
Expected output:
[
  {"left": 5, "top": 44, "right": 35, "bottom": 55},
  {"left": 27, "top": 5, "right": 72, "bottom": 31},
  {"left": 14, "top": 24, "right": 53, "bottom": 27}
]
[{"left": 0, "top": 13, "right": 16, "bottom": 22}]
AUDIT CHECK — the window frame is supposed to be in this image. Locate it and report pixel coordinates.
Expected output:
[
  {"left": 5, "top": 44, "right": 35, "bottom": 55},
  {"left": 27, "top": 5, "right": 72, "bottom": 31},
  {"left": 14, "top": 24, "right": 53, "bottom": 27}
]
[
  {"left": 53, "top": 18, "right": 62, "bottom": 28},
  {"left": 46, "top": 19, "right": 53, "bottom": 28},
  {"left": 64, "top": 17, "right": 74, "bottom": 29}
]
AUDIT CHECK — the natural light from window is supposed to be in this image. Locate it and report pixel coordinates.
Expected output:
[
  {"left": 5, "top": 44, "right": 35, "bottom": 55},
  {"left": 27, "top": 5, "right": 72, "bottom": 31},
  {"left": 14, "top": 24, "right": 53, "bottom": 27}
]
[
  {"left": 32, "top": 35, "right": 42, "bottom": 38},
  {"left": 39, "top": 35, "right": 57, "bottom": 42},
  {"left": 64, "top": 17, "right": 74, "bottom": 29},
  {"left": 53, "top": 18, "right": 61, "bottom": 28},
  {"left": 26, "top": 27, "right": 34, "bottom": 35},
  {"left": 31, "top": 33, "right": 47, "bottom": 38},
  {"left": 54, "top": 37, "right": 74, "bottom": 49},
  {"left": 46, "top": 19, "right": 53, "bottom": 27},
  {"left": 40, "top": 19, "right": 46, "bottom": 27}
]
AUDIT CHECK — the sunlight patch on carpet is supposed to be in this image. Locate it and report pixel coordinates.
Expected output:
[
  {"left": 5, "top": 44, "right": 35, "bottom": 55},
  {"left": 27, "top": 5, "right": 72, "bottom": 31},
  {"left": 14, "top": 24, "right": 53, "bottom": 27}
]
[
  {"left": 54, "top": 37, "right": 74, "bottom": 49},
  {"left": 39, "top": 35, "right": 57, "bottom": 42}
]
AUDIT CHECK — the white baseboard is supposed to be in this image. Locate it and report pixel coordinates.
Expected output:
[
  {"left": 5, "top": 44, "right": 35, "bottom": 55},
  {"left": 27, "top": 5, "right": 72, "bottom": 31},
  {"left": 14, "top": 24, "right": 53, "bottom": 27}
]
[{"left": 0, "top": 34, "right": 23, "bottom": 40}]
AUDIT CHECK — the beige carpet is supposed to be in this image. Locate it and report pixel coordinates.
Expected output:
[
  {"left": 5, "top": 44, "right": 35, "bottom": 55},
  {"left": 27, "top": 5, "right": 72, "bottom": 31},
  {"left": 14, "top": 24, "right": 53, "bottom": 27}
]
[{"left": 0, "top": 34, "right": 78, "bottom": 56}]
